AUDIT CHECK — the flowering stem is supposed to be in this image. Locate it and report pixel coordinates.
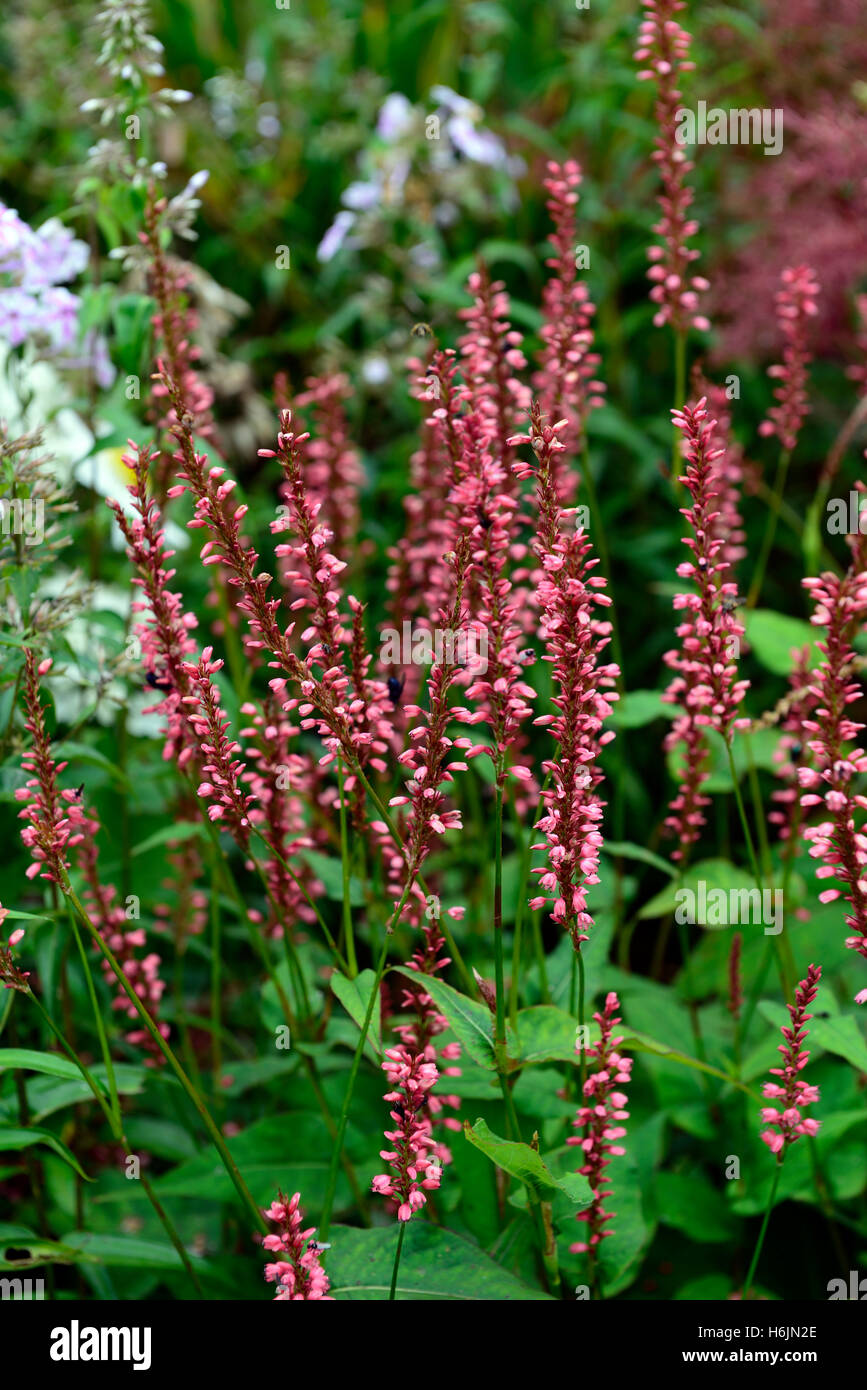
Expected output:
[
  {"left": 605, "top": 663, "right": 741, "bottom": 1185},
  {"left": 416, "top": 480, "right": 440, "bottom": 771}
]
[
  {"left": 746, "top": 449, "right": 790, "bottom": 609},
  {"left": 493, "top": 781, "right": 506, "bottom": 1049},
  {"left": 508, "top": 786, "right": 532, "bottom": 1030},
  {"left": 742, "top": 1161, "right": 782, "bottom": 1300},
  {"left": 388, "top": 1220, "right": 407, "bottom": 1301},
  {"left": 320, "top": 880, "right": 414, "bottom": 1240},
  {"left": 577, "top": 948, "right": 587, "bottom": 1093},
  {"left": 209, "top": 849, "right": 223, "bottom": 1094},
  {"left": 672, "top": 328, "right": 686, "bottom": 482},
  {"left": 337, "top": 760, "right": 358, "bottom": 976},
  {"left": 64, "top": 885, "right": 267, "bottom": 1235},
  {"left": 27, "top": 991, "right": 204, "bottom": 1295},
  {"left": 66, "top": 902, "right": 121, "bottom": 1129}
]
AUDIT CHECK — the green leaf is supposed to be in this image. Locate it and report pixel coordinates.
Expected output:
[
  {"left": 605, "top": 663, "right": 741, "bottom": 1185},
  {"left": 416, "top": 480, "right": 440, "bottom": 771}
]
[
  {"left": 0, "top": 1126, "right": 92, "bottom": 1181},
  {"left": 62, "top": 1232, "right": 206, "bottom": 1271},
  {"left": 131, "top": 821, "right": 208, "bottom": 857},
  {"left": 465, "top": 1118, "right": 593, "bottom": 1207},
  {"left": 603, "top": 840, "right": 677, "bottom": 879},
  {"left": 0, "top": 1050, "right": 84, "bottom": 1081},
  {"left": 325, "top": 1222, "right": 553, "bottom": 1300},
  {"left": 514, "top": 1005, "right": 592, "bottom": 1064},
  {"left": 609, "top": 689, "right": 674, "bottom": 730},
  {"left": 653, "top": 1170, "right": 736, "bottom": 1243},
  {"left": 638, "top": 858, "right": 758, "bottom": 924},
  {"left": 330, "top": 968, "right": 382, "bottom": 1054},
  {"left": 742, "top": 609, "right": 819, "bottom": 677},
  {"left": 810, "top": 1015, "right": 867, "bottom": 1074},
  {"left": 392, "top": 966, "right": 495, "bottom": 1069}
]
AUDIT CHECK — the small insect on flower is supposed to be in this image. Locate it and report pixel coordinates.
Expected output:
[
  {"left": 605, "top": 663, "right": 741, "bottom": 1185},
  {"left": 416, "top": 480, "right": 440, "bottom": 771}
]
[
  {"left": 145, "top": 670, "right": 172, "bottom": 692},
  {"left": 387, "top": 673, "right": 406, "bottom": 706},
  {"left": 411, "top": 322, "right": 433, "bottom": 338},
  {"left": 476, "top": 505, "right": 493, "bottom": 531},
  {"left": 720, "top": 593, "right": 741, "bottom": 614},
  {"left": 72, "top": 783, "right": 84, "bottom": 799}
]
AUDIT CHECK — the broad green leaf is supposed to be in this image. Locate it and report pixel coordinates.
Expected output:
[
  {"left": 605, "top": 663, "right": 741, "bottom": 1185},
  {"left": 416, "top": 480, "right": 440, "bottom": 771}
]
[
  {"left": 330, "top": 968, "right": 381, "bottom": 1054},
  {"left": 603, "top": 840, "right": 677, "bottom": 879},
  {"left": 325, "top": 1222, "right": 553, "bottom": 1300},
  {"left": 62, "top": 1232, "right": 207, "bottom": 1271},
  {"left": 638, "top": 858, "right": 759, "bottom": 924},
  {"left": 0, "top": 1049, "right": 83, "bottom": 1081},
  {"left": 742, "top": 609, "right": 819, "bottom": 677},
  {"left": 0, "top": 1126, "right": 91, "bottom": 1181},
  {"left": 609, "top": 689, "right": 674, "bottom": 730},
  {"left": 392, "top": 966, "right": 496, "bottom": 1070},
  {"left": 465, "top": 1118, "right": 593, "bottom": 1208},
  {"left": 514, "top": 1005, "right": 596, "bottom": 1064},
  {"left": 810, "top": 1015, "right": 867, "bottom": 1074},
  {"left": 131, "top": 821, "right": 208, "bottom": 857},
  {"left": 653, "top": 1170, "right": 736, "bottom": 1243}
]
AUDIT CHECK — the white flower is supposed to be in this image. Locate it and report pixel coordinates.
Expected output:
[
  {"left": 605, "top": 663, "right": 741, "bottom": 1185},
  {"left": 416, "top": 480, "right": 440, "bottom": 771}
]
[
  {"left": 316, "top": 210, "right": 357, "bottom": 263},
  {"left": 376, "top": 93, "right": 415, "bottom": 142},
  {"left": 430, "top": 85, "right": 482, "bottom": 123},
  {"left": 342, "top": 179, "right": 382, "bottom": 211},
  {"left": 361, "top": 355, "right": 391, "bottom": 386}
]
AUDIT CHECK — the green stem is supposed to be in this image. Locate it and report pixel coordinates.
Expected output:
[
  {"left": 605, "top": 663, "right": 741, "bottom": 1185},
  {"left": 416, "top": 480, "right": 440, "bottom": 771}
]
[
  {"left": 493, "top": 781, "right": 506, "bottom": 1049},
  {"left": 337, "top": 760, "right": 358, "bottom": 977},
  {"left": 320, "top": 881, "right": 414, "bottom": 1240},
  {"left": 747, "top": 449, "right": 790, "bottom": 609},
  {"left": 65, "top": 885, "right": 266, "bottom": 1235},
  {"left": 67, "top": 903, "right": 121, "bottom": 1128},
  {"left": 743, "top": 1162, "right": 782, "bottom": 1300},
  {"left": 388, "top": 1221, "right": 407, "bottom": 1301}
]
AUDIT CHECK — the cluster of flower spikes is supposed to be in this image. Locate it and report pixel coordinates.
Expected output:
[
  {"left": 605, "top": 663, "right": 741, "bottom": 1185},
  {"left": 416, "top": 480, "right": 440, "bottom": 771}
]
[
  {"left": 261, "top": 1192, "right": 332, "bottom": 1300},
  {"left": 181, "top": 646, "right": 258, "bottom": 844},
  {"left": 390, "top": 903, "right": 463, "bottom": 1167},
  {"left": 143, "top": 193, "right": 217, "bottom": 493},
  {"left": 385, "top": 348, "right": 470, "bottom": 705},
  {"left": 799, "top": 568, "right": 867, "bottom": 1001},
  {"left": 693, "top": 372, "right": 747, "bottom": 572},
  {"left": 509, "top": 409, "right": 619, "bottom": 946},
  {"left": 238, "top": 696, "right": 323, "bottom": 940},
  {"left": 107, "top": 441, "right": 200, "bottom": 765},
  {"left": 458, "top": 265, "right": 531, "bottom": 478},
  {"left": 758, "top": 265, "right": 820, "bottom": 453},
  {"left": 567, "top": 991, "right": 632, "bottom": 1254},
  {"left": 449, "top": 408, "right": 536, "bottom": 786},
  {"left": 15, "top": 653, "right": 91, "bottom": 884},
  {"left": 292, "top": 372, "right": 364, "bottom": 561},
  {"left": 532, "top": 159, "right": 606, "bottom": 491},
  {"left": 77, "top": 824, "right": 168, "bottom": 1063},
  {"left": 386, "top": 538, "right": 474, "bottom": 877},
  {"left": 760, "top": 964, "right": 822, "bottom": 1154},
  {"left": 158, "top": 377, "right": 364, "bottom": 781},
  {"left": 371, "top": 1046, "right": 443, "bottom": 1222},
  {"left": 264, "top": 409, "right": 394, "bottom": 799},
  {"left": 634, "top": 0, "right": 710, "bottom": 333},
  {"left": 662, "top": 399, "right": 750, "bottom": 861}
]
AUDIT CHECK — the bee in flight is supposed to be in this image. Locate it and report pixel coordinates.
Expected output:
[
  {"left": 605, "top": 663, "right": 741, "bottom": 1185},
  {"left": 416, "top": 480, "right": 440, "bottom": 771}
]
[{"left": 411, "top": 322, "right": 433, "bottom": 338}]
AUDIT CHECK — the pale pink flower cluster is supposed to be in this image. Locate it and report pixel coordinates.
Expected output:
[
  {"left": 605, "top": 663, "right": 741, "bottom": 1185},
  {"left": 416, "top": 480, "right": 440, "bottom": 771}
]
[
  {"left": 799, "top": 570, "right": 867, "bottom": 989},
  {"left": 458, "top": 267, "right": 531, "bottom": 471},
  {"left": 371, "top": 1045, "right": 443, "bottom": 1221},
  {"left": 567, "top": 992, "right": 632, "bottom": 1253},
  {"left": 0, "top": 903, "right": 29, "bottom": 993},
  {"left": 662, "top": 399, "right": 750, "bottom": 860},
  {"left": 758, "top": 265, "right": 820, "bottom": 452},
  {"left": 16, "top": 653, "right": 90, "bottom": 885},
  {"left": 533, "top": 159, "right": 605, "bottom": 474},
  {"left": 261, "top": 1191, "right": 333, "bottom": 1300},
  {"left": 760, "top": 964, "right": 822, "bottom": 1154},
  {"left": 182, "top": 648, "right": 258, "bottom": 841},
  {"left": 510, "top": 410, "right": 619, "bottom": 945},
  {"left": 634, "top": 0, "right": 710, "bottom": 333}
]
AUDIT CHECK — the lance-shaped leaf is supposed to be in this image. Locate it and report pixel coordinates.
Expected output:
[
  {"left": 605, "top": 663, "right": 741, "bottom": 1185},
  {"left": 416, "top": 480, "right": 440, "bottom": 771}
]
[{"left": 464, "top": 1118, "right": 593, "bottom": 1208}]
